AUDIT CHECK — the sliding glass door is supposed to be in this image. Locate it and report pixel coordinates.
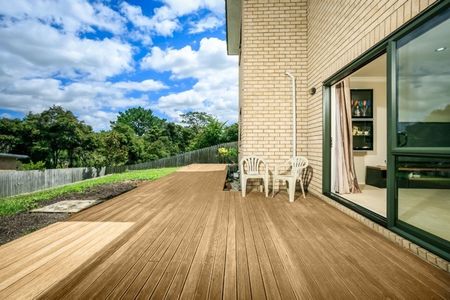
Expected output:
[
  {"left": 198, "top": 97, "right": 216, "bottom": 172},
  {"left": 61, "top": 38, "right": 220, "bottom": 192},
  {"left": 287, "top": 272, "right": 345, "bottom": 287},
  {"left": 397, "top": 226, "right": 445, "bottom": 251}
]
[
  {"left": 392, "top": 7, "right": 450, "bottom": 253},
  {"left": 323, "top": 2, "right": 450, "bottom": 259}
]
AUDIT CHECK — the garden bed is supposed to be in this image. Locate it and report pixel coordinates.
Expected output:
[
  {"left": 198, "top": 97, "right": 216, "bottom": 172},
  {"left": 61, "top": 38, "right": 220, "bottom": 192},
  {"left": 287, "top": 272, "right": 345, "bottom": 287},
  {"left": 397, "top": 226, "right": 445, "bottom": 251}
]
[
  {"left": 0, "top": 167, "right": 177, "bottom": 245},
  {"left": 0, "top": 181, "right": 138, "bottom": 245}
]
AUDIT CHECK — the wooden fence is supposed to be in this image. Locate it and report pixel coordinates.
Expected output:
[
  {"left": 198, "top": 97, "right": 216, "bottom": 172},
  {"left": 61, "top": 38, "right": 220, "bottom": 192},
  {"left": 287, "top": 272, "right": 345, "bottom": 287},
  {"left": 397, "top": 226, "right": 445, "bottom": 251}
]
[
  {"left": 0, "top": 167, "right": 106, "bottom": 198},
  {"left": 0, "top": 142, "right": 237, "bottom": 198},
  {"left": 125, "top": 141, "right": 237, "bottom": 172}
]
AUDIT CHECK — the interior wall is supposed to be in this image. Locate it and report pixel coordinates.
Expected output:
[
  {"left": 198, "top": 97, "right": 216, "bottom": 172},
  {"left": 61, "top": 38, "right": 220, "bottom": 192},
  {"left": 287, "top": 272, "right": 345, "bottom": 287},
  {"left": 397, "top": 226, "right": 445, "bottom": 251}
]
[{"left": 349, "top": 79, "right": 387, "bottom": 184}]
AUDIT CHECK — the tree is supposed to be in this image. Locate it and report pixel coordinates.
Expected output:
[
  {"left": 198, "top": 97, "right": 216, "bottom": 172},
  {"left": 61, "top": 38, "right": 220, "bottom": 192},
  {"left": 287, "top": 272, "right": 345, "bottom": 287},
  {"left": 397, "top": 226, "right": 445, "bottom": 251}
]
[
  {"left": 0, "top": 118, "right": 26, "bottom": 153},
  {"left": 105, "top": 122, "right": 151, "bottom": 165},
  {"left": 181, "top": 112, "right": 215, "bottom": 132},
  {"left": 24, "top": 106, "right": 93, "bottom": 168},
  {"left": 223, "top": 123, "right": 238, "bottom": 143},
  {"left": 97, "top": 129, "right": 129, "bottom": 166},
  {"left": 0, "top": 105, "right": 238, "bottom": 169},
  {"left": 114, "top": 107, "right": 161, "bottom": 137},
  {"left": 188, "top": 118, "right": 226, "bottom": 150}
]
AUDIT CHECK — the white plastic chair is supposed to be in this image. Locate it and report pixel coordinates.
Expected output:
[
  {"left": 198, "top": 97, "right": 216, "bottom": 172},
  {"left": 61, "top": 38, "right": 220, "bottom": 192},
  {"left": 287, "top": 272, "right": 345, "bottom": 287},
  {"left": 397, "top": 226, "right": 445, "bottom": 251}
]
[
  {"left": 272, "top": 156, "right": 308, "bottom": 202},
  {"left": 240, "top": 156, "right": 269, "bottom": 197}
]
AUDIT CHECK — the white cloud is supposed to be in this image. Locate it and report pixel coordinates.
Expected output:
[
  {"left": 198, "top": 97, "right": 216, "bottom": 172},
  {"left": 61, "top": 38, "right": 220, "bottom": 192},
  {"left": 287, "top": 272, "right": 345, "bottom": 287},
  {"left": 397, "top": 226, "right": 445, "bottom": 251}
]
[
  {"left": 79, "top": 111, "right": 119, "bottom": 131},
  {"left": 163, "top": 0, "right": 224, "bottom": 16},
  {"left": 120, "top": 0, "right": 224, "bottom": 38},
  {"left": 0, "top": 19, "right": 133, "bottom": 81},
  {"left": 0, "top": 78, "right": 166, "bottom": 130},
  {"left": 0, "top": 0, "right": 126, "bottom": 34},
  {"left": 120, "top": 2, "right": 180, "bottom": 38},
  {"left": 112, "top": 80, "right": 168, "bottom": 92},
  {"left": 0, "top": 1, "right": 235, "bottom": 130},
  {"left": 189, "top": 15, "right": 224, "bottom": 34},
  {"left": 141, "top": 37, "right": 238, "bottom": 123}
]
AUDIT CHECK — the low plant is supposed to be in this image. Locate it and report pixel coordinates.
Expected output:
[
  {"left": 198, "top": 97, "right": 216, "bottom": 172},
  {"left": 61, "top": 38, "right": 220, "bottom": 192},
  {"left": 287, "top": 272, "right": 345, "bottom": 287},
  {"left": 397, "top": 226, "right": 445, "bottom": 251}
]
[
  {"left": 218, "top": 147, "right": 238, "bottom": 164},
  {"left": 19, "top": 161, "right": 46, "bottom": 171}
]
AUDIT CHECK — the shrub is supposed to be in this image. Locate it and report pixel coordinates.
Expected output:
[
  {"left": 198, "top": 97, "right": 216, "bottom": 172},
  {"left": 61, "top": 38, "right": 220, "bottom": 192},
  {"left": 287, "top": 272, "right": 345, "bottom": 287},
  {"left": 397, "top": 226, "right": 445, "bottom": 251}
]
[
  {"left": 20, "top": 161, "right": 46, "bottom": 171},
  {"left": 218, "top": 147, "right": 238, "bottom": 164}
]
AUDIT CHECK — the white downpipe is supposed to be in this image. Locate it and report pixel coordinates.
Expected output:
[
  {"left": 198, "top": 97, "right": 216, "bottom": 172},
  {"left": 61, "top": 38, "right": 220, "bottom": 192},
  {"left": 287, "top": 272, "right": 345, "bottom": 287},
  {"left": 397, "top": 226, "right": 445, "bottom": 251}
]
[{"left": 285, "top": 71, "right": 296, "bottom": 158}]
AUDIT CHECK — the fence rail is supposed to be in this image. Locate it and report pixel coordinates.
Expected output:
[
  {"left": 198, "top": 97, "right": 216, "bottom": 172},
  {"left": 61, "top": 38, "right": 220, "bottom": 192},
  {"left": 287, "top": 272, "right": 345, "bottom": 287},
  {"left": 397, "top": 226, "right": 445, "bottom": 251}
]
[{"left": 0, "top": 142, "right": 237, "bottom": 198}]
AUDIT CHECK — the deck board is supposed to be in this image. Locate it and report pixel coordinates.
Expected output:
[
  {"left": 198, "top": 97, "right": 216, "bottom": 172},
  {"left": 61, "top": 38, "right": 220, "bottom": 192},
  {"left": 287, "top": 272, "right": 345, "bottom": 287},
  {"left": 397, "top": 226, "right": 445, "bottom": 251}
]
[{"left": 0, "top": 164, "right": 448, "bottom": 299}]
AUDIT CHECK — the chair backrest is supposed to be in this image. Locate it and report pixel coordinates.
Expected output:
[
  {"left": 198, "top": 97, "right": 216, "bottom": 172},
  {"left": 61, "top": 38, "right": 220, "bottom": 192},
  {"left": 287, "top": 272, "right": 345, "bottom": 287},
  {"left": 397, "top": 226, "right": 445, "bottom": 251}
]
[
  {"left": 290, "top": 156, "right": 308, "bottom": 177},
  {"left": 240, "top": 156, "right": 266, "bottom": 175}
]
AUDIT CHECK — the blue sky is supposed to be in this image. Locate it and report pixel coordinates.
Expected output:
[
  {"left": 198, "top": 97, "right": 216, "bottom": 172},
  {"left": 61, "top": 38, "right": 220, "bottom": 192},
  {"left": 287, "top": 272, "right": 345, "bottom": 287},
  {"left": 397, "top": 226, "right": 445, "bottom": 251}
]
[{"left": 0, "top": 0, "right": 238, "bottom": 130}]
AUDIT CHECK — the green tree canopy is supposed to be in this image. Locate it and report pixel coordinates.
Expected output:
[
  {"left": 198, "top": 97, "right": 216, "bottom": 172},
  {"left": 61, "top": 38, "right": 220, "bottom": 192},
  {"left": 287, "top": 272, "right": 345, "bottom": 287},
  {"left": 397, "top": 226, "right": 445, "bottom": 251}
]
[
  {"left": 113, "top": 107, "right": 161, "bottom": 137},
  {"left": 181, "top": 112, "right": 215, "bottom": 132},
  {"left": 0, "top": 107, "right": 238, "bottom": 169},
  {"left": 25, "top": 106, "right": 93, "bottom": 168}
]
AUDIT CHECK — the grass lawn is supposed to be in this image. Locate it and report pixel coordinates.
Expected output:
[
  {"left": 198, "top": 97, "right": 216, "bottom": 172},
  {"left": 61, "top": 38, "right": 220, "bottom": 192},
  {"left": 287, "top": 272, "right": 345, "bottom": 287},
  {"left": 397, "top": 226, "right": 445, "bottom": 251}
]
[{"left": 0, "top": 168, "right": 177, "bottom": 216}]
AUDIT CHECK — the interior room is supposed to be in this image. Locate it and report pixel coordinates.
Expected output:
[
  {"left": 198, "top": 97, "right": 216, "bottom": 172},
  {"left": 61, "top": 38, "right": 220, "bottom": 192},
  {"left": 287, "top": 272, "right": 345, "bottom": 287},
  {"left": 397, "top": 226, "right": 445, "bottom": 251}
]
[
  {"left": 331, "top": 54, "right": 387, "bottom": 217},
  {"left": 331, "top": 34, "right": 450, "bottom": 241}
]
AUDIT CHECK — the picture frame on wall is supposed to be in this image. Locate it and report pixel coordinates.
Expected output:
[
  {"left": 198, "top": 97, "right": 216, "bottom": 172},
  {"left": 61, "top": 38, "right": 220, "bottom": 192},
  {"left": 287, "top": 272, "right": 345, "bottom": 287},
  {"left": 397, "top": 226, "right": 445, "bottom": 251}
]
[{"left": 351, "top": 89, "right": 373, "bottom": 118}]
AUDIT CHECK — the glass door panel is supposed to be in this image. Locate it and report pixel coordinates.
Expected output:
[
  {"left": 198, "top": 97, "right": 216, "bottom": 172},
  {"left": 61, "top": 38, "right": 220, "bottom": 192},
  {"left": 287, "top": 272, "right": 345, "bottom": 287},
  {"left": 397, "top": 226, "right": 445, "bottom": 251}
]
[
  {"left": 396, "top": 156, "right": 450, "bottom": 240},
  {"left": 395, "top": 7, "right": 450, "bottom": 244},
  {"left": 396, "top": 10, "right": 450, "bottom": 148}
]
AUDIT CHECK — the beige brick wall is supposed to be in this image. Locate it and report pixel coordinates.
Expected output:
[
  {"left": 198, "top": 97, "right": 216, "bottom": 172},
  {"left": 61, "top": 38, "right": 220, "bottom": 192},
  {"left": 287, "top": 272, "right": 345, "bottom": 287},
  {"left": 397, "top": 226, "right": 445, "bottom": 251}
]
[
  {"left": 239, "top": 0, "right": 308, "bottom": 185},
  {"left": 306, "top": 0, "right": 437, "bottom": 195},
  {"left": 237, "top": 0, "right": 445, "bottom": 270},
  {"left": 239, "top": 0, "right": 437, "bottom": 192}
]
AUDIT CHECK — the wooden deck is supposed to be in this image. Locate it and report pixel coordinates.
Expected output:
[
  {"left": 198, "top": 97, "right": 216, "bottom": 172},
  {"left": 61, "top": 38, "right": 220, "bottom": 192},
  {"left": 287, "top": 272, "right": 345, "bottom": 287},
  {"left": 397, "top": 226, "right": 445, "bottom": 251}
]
[{"left": 0, "top": 164, "right": 448, "bottom": 299}]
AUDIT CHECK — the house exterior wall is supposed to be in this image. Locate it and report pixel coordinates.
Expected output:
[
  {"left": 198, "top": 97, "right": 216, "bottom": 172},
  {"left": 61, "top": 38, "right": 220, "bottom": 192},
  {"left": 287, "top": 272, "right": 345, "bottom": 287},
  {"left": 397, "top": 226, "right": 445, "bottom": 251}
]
[
  {"left": 306, "top": 0, "right": 437, "bottom": 196},
  {"left": 238, "top": 0, "right": 437, "bottom": 192},
  {"left": 239, "top": 0, "right": 308, "bottom": 185},
  {"left": 0, "top": 157, "right": 18, "bottom": 170}
]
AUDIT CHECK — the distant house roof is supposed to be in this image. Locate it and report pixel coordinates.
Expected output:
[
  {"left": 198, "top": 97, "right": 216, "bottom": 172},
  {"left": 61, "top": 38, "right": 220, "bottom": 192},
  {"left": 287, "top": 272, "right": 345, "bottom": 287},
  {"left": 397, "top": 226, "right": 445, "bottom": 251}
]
[{"left": 0, "top": 153, "right": 29, "bottom": 160}]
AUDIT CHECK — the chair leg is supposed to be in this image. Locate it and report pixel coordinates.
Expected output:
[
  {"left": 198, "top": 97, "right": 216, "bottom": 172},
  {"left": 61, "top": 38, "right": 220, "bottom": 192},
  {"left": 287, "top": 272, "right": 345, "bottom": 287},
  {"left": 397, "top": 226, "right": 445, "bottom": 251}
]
[
  {"left": 288, "top": 179, "right": 295, "bottom": 203},
  {"left": 299, "top": 178, "right": 306, "bottom": 198},
  {"left": 241, "top": 177, "right": 247, "bottom": 197},
  {"left": 264, "top": 177, "right": 269, "bottom": 197}
]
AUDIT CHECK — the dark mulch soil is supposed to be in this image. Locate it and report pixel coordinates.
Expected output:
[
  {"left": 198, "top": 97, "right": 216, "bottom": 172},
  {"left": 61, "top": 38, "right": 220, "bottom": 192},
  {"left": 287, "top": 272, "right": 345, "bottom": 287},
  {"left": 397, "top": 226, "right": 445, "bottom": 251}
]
[{"left": 0, "top": 181, "right": 139, "bottom": 245}]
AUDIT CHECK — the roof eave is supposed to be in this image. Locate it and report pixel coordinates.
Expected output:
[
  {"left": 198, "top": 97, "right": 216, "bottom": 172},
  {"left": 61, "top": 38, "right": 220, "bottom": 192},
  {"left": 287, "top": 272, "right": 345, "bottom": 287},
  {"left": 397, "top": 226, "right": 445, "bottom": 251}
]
[
  {"left": 0, "top": 153, "right": 29, "bottom": 160},
  {"left": 226, "top": 0, "right": 241, "bottom": 55}
]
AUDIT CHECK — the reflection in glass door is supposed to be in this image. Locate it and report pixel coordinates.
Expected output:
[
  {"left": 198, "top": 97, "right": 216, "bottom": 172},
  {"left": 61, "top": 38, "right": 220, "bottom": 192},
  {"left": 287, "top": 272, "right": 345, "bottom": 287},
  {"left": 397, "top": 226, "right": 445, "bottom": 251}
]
[{"left": 395, "top": 8, "right": 450, "bottom": 244}]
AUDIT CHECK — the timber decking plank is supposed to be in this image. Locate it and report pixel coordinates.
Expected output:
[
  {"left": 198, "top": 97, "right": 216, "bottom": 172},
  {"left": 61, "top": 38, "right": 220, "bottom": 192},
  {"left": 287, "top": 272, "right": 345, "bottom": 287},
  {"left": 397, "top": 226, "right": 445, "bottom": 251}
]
[
  {"left": 120, "top": 193, "right": 208, "bottom": 299},
  {"left": 244, "top": 196, "right": 282, "bottom": 300},
  {"left": 0, "top": 222, "right": 132, "bottom": 299},
  {"left": 68, "top": 185, "right": 197, "bottom": 299},
  {"left": 192, "top": 193, "right": 226, "bottom": 299},
  {"left": 0, "top": 164, "right": 447, "bottom": 300},
  {"left": 234, "top": 193, "right": 252, "bottom": 300},
  {"left": 249, "top": 197, "right": 297, "bottom": 300},
  {"left": 143, "top": 191, "right": 212, "bottom": 299},
  {"left": 4, "top": 223, "right": 125, "bottom": 300},
  {"left": 163, "top": 194, "right": 219, "bottom": 299},
  {"left": 207, "top": 192, "right": 230, "bottom": 300},
  {"left": 178, "top": 192, "right": 221, "bottom": 299},
  {"left": 223, "top": 192, "right": 237, "bottom": 300},
  {"left": 238, "top": 194, "right": 267, "bottom": 300}
]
